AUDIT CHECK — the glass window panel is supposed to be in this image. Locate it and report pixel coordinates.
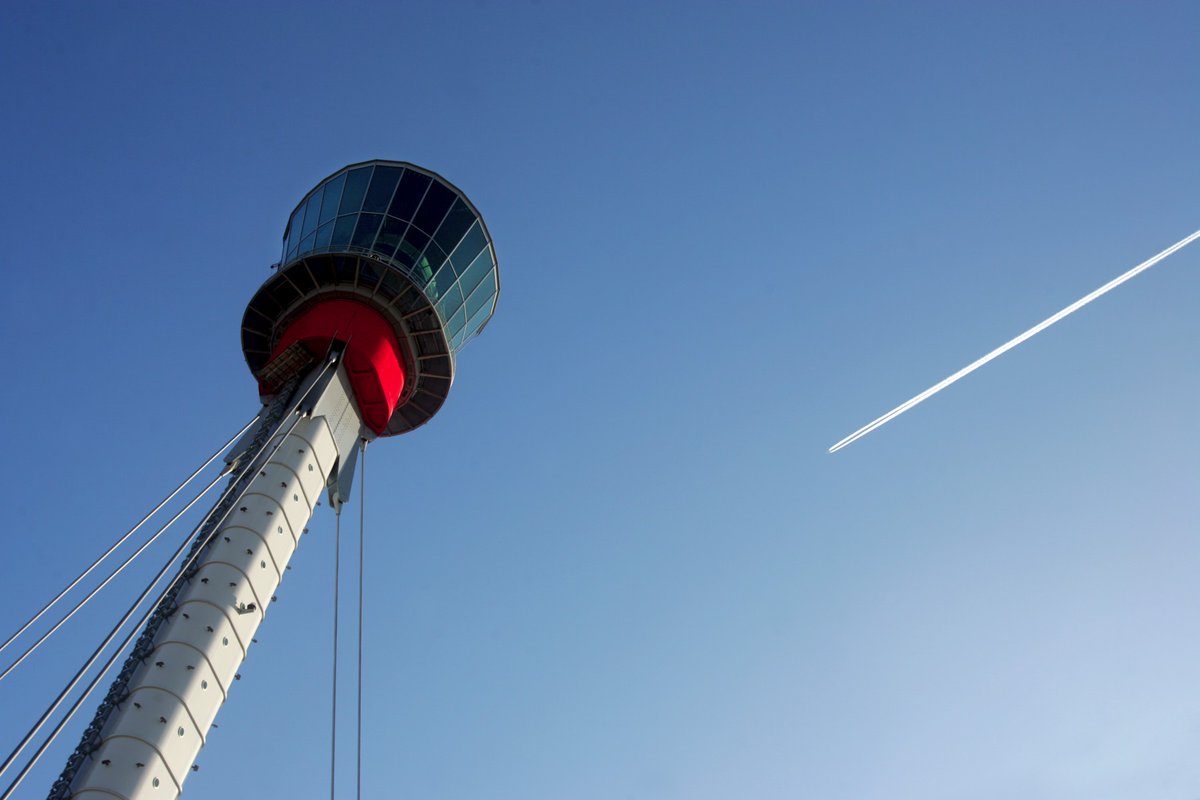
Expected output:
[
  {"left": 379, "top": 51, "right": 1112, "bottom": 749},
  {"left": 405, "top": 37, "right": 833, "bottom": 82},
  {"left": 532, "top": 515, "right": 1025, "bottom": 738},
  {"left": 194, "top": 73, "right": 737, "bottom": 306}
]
[
  {"left": 299, "top": 232, "right": 316, "bottom": 255},
  {"left": 289, "top": 206, "right": 304, "bottom": 236},
  {"left": 402, "top": 225, "right": 429, "bottom": 255},
  {"left": 319, "top": 173, "right": 346, "bottom": 225},
  {"left": 331, "top": 214, "right": 357, "bottom": 248},
  {"left": 446, "top": 307, "right": 466, "bottom": 341},
  {"left": 301, "top": 187, "right": 323, "bottom": 238},
  {"left": 388, "top": 169, "right": 430, "bottom": 221},
  {"left": 393, "top": 239, "right": 418, "bottom": 269},
  {"left": 338, "top": 167, "right": 372, "bottom": 215},
  {"left": 436, "top": 284, "right": 463, "bottom": 320},
  {"left": 314, "top": 220, "right": 334, "bottom": 249},
  {"left": 414, "top": 254, "right": 437, "bottom": 288},
  {"left": 457, "top": 247, "right": 494, "bottom": 298},
  {"left": 432, "top": 262, "right": 458, "bottom": 295},
  {"left": 465, "top": 272, "right": 497, "bottom": 320},
  {"left": 420, "top": 241, "right": 448, "bottom": 276},
  {"left": 411, "top": 181, "right": 454, "bottom": 235},
  {"left": 351, "top": 214, "right": 383, "bottom": 249},
  {"left": 448, "top": 222, "right": 486, "bottom": 271},
  {"left": 285, "top": 207, "right": 304, "bottom": 252},
  {"left": 374, "top": 216, "right": 407, "bottom": 259},
  {"left": 362, "top": 166, "right": 402, "bottom": 213},
  {"left": 432, "top": 199, "right": 476, "bottom": 254},
  {"left": 462, "top": 299, "right": 493, "bottom": 345}
]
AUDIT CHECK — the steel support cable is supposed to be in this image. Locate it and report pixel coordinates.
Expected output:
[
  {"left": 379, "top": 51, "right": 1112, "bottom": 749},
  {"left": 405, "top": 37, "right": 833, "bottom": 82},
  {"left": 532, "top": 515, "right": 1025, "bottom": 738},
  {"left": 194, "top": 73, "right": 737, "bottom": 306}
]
[
  {"left": 330, "top": 505, "right": 342, "bottom": 800},
  {"left": 0, "top": 469, "right": 230, "bottom": 683},
  {"left": 2, "top": 388, "right": 327, "bottom": 798},
  {"left": 356, "top": 440, "right": 366, "bottom": 800},
  {"left": 0, "top": 358, "right": 340, "bottom": 798},
  {"left": 0, "top": 471, "right": 227, "bottom": 793},
  {"left": 1, "top": 359, "right": 338, "bottom": 798},
  {"left": 0, "top": 415, "right": 260, "bottom": 661},
  {"left": 42, "top": 346, "right": 351, "bottom": 800}
]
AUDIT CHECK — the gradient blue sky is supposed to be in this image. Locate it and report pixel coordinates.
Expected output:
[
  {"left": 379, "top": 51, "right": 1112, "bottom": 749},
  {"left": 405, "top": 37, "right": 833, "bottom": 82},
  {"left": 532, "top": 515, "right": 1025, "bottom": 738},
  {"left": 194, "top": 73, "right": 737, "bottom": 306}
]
[{"left": 2, "top": 2, "right": 1199, "bottom": 799}]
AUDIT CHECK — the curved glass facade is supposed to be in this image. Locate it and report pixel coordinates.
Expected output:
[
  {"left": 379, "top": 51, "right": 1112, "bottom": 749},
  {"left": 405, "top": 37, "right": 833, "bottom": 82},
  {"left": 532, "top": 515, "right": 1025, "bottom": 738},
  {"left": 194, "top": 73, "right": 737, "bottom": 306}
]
[{"left": 281, "top": 161, "right": 498, "bottom": 352}]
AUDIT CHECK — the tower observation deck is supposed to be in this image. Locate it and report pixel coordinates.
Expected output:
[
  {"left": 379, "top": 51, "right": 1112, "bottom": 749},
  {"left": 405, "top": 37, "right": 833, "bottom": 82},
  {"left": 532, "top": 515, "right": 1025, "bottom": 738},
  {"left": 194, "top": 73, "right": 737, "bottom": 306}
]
[
  {"left": 37, "top": 161, "right": 499, "bottom": 800},
  {"left": 245, "top": 159, "right": 500, "bottom": 434}
]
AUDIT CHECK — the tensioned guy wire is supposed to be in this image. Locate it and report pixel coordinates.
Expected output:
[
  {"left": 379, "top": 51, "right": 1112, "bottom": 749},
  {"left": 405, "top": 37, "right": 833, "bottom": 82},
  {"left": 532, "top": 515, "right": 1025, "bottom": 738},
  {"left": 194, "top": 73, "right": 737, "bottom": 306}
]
[
  {"left": 0, "top": 415, "right": 259, "bottom": 660},
  {"left": 0, "top": 470, "right": 229, "bottom": 683},
  {"left": 0, "top": 468, "right": 230, "bottom": 787},
  {"left": 0, "top": 474, "right": 223, "bottom": 793},
  {"left": 357, "top": 439, "right": 366, "bottom": 800},
  {"left": 829, "top": 228, "right": 1200, "bottom": 453},
  {"left": 330, "top": 503, "right": 342, "bottom": 800},
  {"left": 0, "top": 357, "right": 340, "bottom": 799},
  {"left": 1, "top": 371, "right": 331, "bottom": 798}
]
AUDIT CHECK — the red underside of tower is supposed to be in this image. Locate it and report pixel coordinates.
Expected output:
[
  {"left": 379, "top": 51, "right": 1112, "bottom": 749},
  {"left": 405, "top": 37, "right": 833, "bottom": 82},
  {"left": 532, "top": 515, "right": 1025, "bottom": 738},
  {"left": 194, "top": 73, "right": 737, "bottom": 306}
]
[{"left": 261, "top": 299, "right": 406, "bottom": 435}]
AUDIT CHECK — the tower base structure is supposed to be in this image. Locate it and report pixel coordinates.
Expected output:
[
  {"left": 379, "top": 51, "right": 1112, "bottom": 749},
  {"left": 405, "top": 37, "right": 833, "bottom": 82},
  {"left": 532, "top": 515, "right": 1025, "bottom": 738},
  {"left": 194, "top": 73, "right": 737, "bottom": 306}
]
[{"left": 60, "top": 361, "right": 366, "bottom": 800}]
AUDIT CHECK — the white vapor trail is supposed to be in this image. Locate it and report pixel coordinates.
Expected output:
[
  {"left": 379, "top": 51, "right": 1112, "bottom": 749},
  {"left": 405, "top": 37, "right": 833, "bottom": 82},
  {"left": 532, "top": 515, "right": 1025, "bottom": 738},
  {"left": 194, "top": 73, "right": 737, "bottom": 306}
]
[{"left": 829, "top": 228, "right": 1200, "bottom": 454}]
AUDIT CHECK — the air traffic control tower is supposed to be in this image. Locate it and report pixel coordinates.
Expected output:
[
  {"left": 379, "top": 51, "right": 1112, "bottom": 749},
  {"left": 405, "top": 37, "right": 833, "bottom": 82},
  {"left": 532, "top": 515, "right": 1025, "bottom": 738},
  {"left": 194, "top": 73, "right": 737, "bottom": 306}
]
[{"left": 49, "top": 161, "right": 499, "bottom": 799}]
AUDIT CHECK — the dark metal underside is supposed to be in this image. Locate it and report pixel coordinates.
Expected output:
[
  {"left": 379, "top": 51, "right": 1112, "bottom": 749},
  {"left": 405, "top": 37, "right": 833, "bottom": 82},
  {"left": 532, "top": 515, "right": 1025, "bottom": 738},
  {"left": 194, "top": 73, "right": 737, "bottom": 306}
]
[{"left": 241, "top": 253, "right": 453, "bottom": 436}]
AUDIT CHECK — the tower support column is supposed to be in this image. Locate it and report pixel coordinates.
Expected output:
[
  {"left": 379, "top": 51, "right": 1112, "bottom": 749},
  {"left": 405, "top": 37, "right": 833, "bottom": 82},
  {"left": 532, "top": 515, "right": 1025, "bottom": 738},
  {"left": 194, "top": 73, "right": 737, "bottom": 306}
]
[{"left": 66, "top": 363, "right": 365, "bottom": 800}]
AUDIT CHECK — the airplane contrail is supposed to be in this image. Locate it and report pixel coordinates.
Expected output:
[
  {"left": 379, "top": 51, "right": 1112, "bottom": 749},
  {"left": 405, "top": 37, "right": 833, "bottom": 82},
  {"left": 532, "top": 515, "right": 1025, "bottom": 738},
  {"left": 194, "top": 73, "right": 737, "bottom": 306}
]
[{"left": 829, "top": 228, "right": 1200, "bottom": 454}]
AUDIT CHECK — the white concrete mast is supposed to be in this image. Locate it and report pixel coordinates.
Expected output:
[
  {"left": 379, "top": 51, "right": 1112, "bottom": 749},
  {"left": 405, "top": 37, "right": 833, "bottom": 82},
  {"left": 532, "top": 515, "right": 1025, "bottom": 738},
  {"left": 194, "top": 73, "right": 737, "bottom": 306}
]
[{"left": 68, "top": 363, "right": 365, "bottom": 800}]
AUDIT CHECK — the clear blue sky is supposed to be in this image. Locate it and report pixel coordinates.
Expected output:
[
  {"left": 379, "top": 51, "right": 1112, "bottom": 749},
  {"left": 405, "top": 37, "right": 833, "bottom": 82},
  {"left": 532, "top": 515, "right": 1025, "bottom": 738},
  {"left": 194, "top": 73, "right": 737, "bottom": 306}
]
[{"left": 2, "top": 2, "right": 1198, "bottom": 799}]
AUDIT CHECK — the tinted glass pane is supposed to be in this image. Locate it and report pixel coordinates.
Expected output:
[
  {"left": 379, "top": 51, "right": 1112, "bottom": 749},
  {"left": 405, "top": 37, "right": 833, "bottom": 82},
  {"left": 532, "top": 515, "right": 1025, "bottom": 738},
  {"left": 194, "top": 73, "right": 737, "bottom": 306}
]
[
  {"left": 432, "top": 199, "right": 476, "bottom": 254},
  {"left": 362, "top": 166, "right": 402, "bottom": 213},
  {"left": 420, "top": 241, "right": 449, "bottom": 277},
  {"left": 402, "top": 225, "right": 429, "bottom": 255},
  {"left": 462, "top": 299, "right": 493, "bottom": 345},
  {"left": 314, "top": 221, "right": 334, "bottom": 249},
  {"left": 465, "top": 273, "right": 496, "bottom": 319},
  {"left": 448, "top": 222, "right": 486, "bottom": 271},
  {"left": 351, "top": 214, "right": 383, "bottom": 249},
  {"left": 394, "top": 239, "right": 418, "bottom": 268},
  {"left": 457, "top": 247, "right": 494, "bottom": 298},
  {"left": 411, "top": 181, "right": 454, "bottom": 235},
  {"left": 338, "top": 167, "right": 372, "bottom": 215},
  {"left": 319, "top": 173, "right": 345, "bottom": 225},
  {"left": 432, "top": 262, "right": 458, "bottom": 294},
  {"left": 299, "top": 232, "right": 316, "bottom": 257},
  {"left": 374, "top": 216, "right": 407, "bottom": 259},
  {"left": 286, "top": 207, "right": 304, "bottom": 251},
  {"left": 414, "top": 254, "right": 437, "bottom": 287},
  {"left": 436, "top": 284, "right": 463, "bottom": 319},
  {"left": 301, "top": 188, "right": 323, "bottom": 237},
  {"left": 446, "top": 307, "right": 466, "bottom": 341},
  {"left": 388, "top": 170, "right": 430, "bottom": 220},
  {"left": 331, "top": 215, "right": 357, "bottom": 248}
]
